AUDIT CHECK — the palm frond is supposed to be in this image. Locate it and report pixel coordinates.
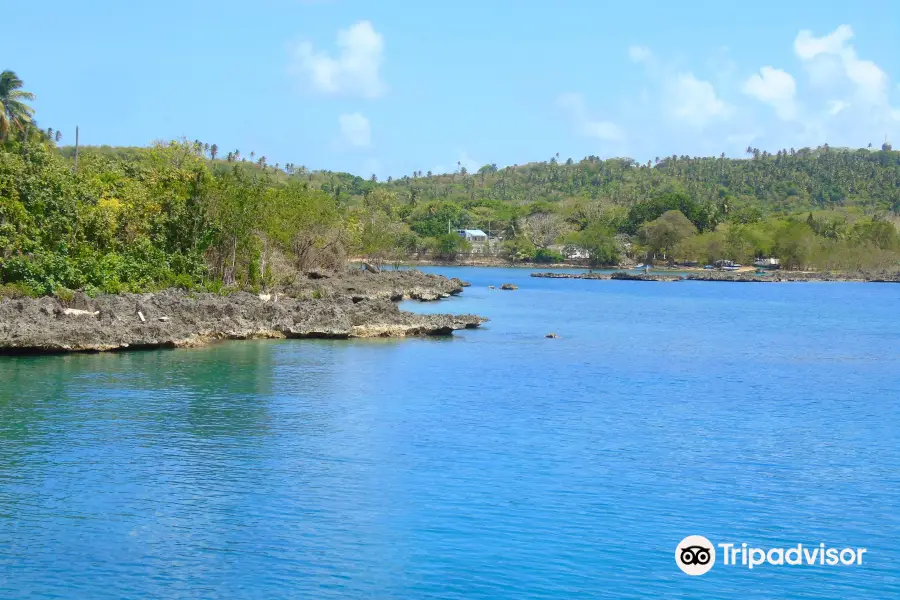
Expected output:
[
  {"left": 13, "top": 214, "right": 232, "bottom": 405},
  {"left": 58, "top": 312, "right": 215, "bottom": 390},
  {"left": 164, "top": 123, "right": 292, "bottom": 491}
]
[{"left": 8, "top": 90, "right": 36, "bottom": 102}]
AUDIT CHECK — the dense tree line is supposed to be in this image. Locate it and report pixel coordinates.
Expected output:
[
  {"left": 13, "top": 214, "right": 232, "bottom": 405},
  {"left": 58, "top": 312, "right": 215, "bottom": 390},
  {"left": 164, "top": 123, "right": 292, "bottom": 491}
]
[{"left": 2, "top": 69, "right": 900, "bottom": 297}]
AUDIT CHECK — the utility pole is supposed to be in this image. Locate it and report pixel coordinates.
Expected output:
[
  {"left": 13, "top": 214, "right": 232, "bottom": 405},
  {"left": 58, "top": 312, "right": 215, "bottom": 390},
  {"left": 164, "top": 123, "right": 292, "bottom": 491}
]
[
  {"left": 74, "top": 126, "right": 80, "bottom": 172},
  {"left": 448, "top": 219, "right": 451, "bottom": 234}
]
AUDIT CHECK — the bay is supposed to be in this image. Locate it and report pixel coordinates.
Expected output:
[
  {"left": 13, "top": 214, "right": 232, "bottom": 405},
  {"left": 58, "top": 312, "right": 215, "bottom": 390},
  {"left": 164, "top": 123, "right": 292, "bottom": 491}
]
[{"left": 1, "top": 267, "right": 898, "bottom": 598}]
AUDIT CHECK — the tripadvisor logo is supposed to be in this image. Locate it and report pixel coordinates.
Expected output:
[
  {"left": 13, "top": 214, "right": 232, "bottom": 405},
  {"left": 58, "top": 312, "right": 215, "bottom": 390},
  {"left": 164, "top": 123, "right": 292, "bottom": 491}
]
[
  {"left": 675, "top": 535, "right": 868, "bottom": 575},
  {"left": 676, "top": 535, "right": 716, "bottom": 576}
]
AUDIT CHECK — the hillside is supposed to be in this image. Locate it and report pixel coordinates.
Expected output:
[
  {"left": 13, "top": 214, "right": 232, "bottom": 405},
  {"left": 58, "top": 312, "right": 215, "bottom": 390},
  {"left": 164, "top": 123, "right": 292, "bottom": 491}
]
[{"left": 3, "top": 130, "right": 900, "bottom": 298}]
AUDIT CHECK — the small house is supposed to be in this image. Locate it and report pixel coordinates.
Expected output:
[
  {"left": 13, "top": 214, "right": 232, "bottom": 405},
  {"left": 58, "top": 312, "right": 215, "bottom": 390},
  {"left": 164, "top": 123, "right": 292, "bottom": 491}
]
[{"left": 457, "top": 229, "right": 489, "bottom": 243}]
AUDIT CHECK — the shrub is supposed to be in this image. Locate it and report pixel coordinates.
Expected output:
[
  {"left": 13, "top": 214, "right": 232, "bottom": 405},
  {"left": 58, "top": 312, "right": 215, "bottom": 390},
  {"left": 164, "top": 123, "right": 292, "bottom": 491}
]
[
  {"left": 532, "top": 248, "right": 564, "bottom": 263},
  {"left": 201, "top": 279, "right": 224, "bottom": 295},
  {"left": 0, "top": 282, "right": 37, "bottom": 299},
  {"left": 168, "top": 272, "right": 196, "bottom": 290},
  {"left": 53, "top": 286, "right": 75, "bottom": 305}
]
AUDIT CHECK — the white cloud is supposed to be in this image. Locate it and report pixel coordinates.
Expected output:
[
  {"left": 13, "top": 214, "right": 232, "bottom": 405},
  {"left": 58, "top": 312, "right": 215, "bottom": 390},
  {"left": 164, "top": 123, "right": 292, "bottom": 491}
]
[
  {"left": 628, "top": 45, "right": 653, "bottom": 63},
  {"left": 794, "top": 25, "right": 853, "bottom": 60},
  {"left": 338, "top": 112, "right": 371, "bottom": 148},
  {"left": 667, "top": 73, "right": 732, "bottom": 127},
  {"left": 558, "top": 93, "right": 624, "bottom": 141},
  {"left": 827, "top": 100, "right": 849, "bottom": 116},
  {"left": 794, "top": 25, "right": 889, "bottom": 105},
  {"left": 288, "top": 21, "right": 386, "bottom": 98},
  {"left": 742, "top": 66, "right": 798, "bottom": 120}
]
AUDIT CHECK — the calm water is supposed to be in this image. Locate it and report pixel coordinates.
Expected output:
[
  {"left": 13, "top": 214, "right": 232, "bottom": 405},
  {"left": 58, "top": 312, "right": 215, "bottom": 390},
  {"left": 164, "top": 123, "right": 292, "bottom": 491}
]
[{"left": 1, "top": 267, "right": 899, "bottom": 599}]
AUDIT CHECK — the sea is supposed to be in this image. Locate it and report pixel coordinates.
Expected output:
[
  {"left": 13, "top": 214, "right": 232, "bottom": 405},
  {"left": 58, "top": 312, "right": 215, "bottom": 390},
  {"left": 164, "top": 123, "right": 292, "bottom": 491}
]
[{"left": 1, "top": 266, "right": 898, "bottom": 598}]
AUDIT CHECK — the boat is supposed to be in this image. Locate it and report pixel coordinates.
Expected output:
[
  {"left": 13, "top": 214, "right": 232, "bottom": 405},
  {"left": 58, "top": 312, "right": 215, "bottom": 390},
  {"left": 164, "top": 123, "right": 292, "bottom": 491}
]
[
  {"left": 723, "top": 265, "right": 741, "bottom": 271},
  {"left": 634, "top": 263, "right": 645, "bottom": 269},
  {"left": 703, "top": 265, "right": 714, "bottom": 270}
]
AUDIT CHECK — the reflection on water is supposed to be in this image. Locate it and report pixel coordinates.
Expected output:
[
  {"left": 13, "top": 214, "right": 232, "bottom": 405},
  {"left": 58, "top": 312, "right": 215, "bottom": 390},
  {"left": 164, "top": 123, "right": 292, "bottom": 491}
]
[{"left": 1, "top": 269, "right": 900, "bottom": 598}]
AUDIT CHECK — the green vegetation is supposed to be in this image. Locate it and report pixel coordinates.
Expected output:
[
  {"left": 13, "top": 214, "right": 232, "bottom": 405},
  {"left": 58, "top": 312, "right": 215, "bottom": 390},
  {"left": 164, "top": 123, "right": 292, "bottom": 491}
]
[
  {"left": 2, "top": 70, "right": 900, "bottom": 297},
  {"left": 0, "top": 70, "right": 35, "bottom": 142}
]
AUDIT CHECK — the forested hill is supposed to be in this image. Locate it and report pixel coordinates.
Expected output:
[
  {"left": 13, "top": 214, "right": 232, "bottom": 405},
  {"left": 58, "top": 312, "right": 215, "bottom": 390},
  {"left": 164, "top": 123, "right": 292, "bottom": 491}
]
[
  {"left": 373, "top": 146, "right": 900, "bottom": 217},
  {"left": 59, "top": 142, "right": 900, "bottom": 220}
]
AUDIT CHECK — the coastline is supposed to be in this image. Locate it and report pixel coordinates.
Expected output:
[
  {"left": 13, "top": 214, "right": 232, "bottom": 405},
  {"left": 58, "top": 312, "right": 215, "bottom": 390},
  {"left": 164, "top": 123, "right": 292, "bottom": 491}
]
[
  {"left": 531, "top": 270, "right": 900, "bottom": 283},
  {"left": 352, "top": 258, "right": 900, "bottom": 283},
  {"left": 0, "top": 270, "right": 486, "bottom": 354},
  {"left": 350, "top": 257, "right": 592, "bottom": 270}
]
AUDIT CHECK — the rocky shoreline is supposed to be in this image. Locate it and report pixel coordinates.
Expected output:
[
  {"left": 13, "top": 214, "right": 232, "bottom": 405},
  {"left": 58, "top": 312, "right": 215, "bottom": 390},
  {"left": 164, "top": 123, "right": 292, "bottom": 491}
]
[
  {"left": 0, "top": 270, "right": 486, "bottom": 353},
  {"left": 531, "top": 272, "right": 680, "bottom": 282},
  {"left": 531, "top": 270, "right": 900, "bottom": 283},
  {"left": 682, "top": 271, "right": 899, "bottom": 282}
]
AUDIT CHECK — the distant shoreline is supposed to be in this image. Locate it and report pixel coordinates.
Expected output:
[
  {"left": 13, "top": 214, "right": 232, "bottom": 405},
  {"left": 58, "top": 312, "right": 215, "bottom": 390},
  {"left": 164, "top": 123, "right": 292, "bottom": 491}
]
[
  {"left": 349, "top": 259, "right": 900, "bottom": 282},
  {"left": 531, "top": 270, "right": 900, "bottom": 283},
  {"left": 352, "top": 257, "right": 609, "bottom": 270}
]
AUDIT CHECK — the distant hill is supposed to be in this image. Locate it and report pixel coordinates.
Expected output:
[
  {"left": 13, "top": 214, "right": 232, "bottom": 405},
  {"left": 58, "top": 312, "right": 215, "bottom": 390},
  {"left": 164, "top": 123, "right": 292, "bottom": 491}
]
[
  {"left": 56, "top": 143, "right": 900, "bottom": 217},
  {"left": 378, "top": 146, "right": 900, "bottom": 217}
]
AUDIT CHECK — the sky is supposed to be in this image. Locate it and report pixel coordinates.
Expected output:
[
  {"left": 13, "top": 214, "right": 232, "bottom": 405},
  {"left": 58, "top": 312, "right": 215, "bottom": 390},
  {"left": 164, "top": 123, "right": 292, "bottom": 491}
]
[{"left": 5, "top": 0, "right": 900, "bottom": 178}]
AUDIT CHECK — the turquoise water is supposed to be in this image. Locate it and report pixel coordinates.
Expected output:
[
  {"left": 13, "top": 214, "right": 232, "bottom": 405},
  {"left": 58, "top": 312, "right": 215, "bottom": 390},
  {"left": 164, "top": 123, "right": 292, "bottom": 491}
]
[{"left": 1, "top": 267, "right": 899, "bottom": 598}]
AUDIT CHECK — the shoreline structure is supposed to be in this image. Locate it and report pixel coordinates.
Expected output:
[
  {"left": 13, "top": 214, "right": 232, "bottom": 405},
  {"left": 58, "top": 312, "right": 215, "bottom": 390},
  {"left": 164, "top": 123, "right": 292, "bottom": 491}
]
[{"left": 0, "top": 270, "right": 485, "bottom": 354}]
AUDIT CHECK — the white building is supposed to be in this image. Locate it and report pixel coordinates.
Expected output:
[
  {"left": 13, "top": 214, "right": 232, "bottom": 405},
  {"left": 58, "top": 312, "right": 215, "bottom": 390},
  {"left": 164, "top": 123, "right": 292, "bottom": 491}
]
[{"left": 456, "top": 229, "right": 489, "bottom": 243}]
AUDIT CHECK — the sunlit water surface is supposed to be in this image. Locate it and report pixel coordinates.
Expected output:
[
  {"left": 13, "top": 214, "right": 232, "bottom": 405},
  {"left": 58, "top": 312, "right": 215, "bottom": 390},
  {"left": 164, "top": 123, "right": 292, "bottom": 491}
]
[{"left": 1, "top": 267, "right": 898, "bottom": 598}]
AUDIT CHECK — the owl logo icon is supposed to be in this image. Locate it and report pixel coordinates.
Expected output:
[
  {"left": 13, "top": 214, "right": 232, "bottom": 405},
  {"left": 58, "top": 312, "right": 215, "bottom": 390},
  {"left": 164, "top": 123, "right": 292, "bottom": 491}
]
[{"left": 676, "top": 536, "right": 716, "bottom": 575}]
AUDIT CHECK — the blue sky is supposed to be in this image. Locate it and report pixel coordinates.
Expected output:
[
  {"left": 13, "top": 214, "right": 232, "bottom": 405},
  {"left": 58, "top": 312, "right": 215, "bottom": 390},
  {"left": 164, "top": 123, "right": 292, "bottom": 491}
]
[{"left": 5, "top": 0, "right": 900, "bottom": 178}]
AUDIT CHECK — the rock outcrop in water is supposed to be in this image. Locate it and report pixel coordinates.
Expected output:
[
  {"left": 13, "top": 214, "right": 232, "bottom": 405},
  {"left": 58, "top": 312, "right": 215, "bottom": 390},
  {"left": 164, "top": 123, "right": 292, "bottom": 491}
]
[
  {"left": 683, "top": 271, "right": 872, "bottom": 282},
  {"left": 530, "top": 272, "right": 610, "bottom": 280},
  {"left": 530, "top": 272, "right": 679, "bottom": 282},
  {"left": 0, "top": 270, "right": 485, "bottom": 353},
  {"left": 609, "top": 271, "right": 680, "bottom": 282},
  {"left": 287, "top": 268, "right": 471, "bottom": 301}
]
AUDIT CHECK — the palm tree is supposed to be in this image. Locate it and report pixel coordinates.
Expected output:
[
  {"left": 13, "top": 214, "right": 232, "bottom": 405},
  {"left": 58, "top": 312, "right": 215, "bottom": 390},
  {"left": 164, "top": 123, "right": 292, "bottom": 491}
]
[
  {"left": 54, "top": 130, "right": 62, "bottom": 142},
  {"left": 210, "top": 144, "right": 218, "bottom": 160},
  {"left": 0, "top": 70, "right": 35, "bottom": 141},
  {"left": 250, "top": 151, "right": 256, "bottom": 161}
]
